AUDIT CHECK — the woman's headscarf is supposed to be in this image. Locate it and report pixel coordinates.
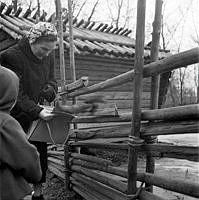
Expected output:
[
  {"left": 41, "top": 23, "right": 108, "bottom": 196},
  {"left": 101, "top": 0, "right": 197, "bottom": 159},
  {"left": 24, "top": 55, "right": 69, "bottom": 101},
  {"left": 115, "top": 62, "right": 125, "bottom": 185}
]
[{"left": 27, "top": 22, "right": 57, "bottom": 44}]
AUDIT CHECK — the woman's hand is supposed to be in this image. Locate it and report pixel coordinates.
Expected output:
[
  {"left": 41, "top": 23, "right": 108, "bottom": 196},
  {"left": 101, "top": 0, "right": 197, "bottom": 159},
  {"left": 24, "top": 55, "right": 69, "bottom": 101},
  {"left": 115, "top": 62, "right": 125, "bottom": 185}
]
[{"left": 39, "top": 108, "right": 54, "bottom": 120}]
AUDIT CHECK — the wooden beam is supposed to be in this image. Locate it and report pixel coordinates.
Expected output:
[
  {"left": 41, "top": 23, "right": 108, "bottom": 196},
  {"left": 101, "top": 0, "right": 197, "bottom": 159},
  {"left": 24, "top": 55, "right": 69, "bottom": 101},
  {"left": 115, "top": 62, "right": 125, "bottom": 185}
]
[
  {"left": 72, "top": 182, "right": 107, "bottom": 200},
  {"left": 70, "top": 153, "right": 114, "bottom": 167},
  {"left": 68, "top": 0, "right": 76, "bottom": 83},
  {"left": 55, "top": 0, "right": 66, "bottom": 91},
  {"left": 69, "top": 119, "right": 199, "bottom": 140},
  {"left": 71, "top": 165, "right": 127, "bottom": 193},
  {"left": 66, "top": 47, "right": 199, "bottom": 98},
  {"left": 147, "top": 0, "right": 163, "bottom": 191},
  {"left": 59, "top": 76, "right": 88, "bottom": 94},
  {"left": 141, "top": 144, "right": 199, "bottom": 162},
  {"left": 72, "top": 104, "right": 199, "bottom": 123},
  {"left": 71, "top": 160, "right": 128, "bottom": 178},
  {"left": 71, "top": 172, "right": 128, "bottom": 200},
  {"left": 141, "top": 104, "right": 199, "bottom": 121},
  {"left": 138, "top": 172, "right": 199, "bottom": 198},
  {"left": 128, "top": 0, "right": 146, "bottom": 195}
]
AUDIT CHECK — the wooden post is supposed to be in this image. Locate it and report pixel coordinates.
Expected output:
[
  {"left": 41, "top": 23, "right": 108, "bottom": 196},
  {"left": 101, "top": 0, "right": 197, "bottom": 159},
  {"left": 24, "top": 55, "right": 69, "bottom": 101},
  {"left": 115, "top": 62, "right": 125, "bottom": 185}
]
[
  {"left": 68, "top": 0, "right": 76, "bottom": 83},
  {"left": 68, "top": 0, "right": 77, "bottom": 131},
  {"left": 146, "top": 0, "right": 163, "bottom": 192},
  {"left": 127, "top": 0, "right": 146, "bottom": 194},
  {"left": 55, "top": 0, "right": 71, "bottom": 198},
  {"left": 55, "top": 0, "right": 66, "bottom": 91}
]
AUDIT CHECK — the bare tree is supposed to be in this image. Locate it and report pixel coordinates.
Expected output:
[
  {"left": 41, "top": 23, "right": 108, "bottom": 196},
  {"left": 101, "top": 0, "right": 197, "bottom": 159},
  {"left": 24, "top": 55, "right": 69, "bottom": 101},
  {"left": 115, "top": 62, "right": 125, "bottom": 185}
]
[
  {"left": 106, "top": 0, "right": 125, "bottom": 28},
  {"left": 161, "top": 0, "right": 193, "bottom": 49},
  {"left": 161, "top": 1, "right": 196, "bottom": 106},
  {"left": 105, "top": 0, "right": 133, "bottom": 29},
  {"left": 191, "top": 2, "right": 199, "bottom": 103},
  {"left": 74, "top": 0, "right": 87, "bottom": 18},
  {"left": 193, "top": 64, "right": 199, "bottom": 103},
  {"left": 87, "top": 0, "right": 99, "bottom": 22},
  {"left": 36, "top": 0, "right": 40, "bottom": 17}
]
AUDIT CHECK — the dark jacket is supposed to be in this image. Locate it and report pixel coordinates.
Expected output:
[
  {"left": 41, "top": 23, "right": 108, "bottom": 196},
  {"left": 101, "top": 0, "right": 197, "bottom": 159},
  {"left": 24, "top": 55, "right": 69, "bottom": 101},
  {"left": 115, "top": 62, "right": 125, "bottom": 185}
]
[
  {"left": 0, "top": 66, "right": 42, "bottom": 200},
  {"left": 0, "top": 38, "right": 57, "bottom": 131}
]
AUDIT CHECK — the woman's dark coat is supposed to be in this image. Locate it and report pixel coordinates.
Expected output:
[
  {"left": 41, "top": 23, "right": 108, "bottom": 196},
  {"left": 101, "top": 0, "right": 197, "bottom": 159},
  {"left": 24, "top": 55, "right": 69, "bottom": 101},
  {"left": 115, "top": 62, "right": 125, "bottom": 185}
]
[{"left": 0, "top": 38, "right": 57, "bottom": 131}]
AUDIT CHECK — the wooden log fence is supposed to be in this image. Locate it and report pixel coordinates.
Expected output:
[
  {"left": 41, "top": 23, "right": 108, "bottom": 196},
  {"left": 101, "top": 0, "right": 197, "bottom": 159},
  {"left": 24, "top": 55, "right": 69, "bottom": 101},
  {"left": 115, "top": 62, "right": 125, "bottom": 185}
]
[{"left": 47, "top": 0, "right": 199, "bottom": 199}]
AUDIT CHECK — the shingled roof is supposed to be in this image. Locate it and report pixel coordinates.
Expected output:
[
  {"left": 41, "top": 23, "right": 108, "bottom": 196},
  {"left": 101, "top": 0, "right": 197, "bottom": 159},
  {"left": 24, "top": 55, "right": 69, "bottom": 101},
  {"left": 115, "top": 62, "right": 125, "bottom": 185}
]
[{"left": 0, "top": 2, "right": 170, "bottom": 59}]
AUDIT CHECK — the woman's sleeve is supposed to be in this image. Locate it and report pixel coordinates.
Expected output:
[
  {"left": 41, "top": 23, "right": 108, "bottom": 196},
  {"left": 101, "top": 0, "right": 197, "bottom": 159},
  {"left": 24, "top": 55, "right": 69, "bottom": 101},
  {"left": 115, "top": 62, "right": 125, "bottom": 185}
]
[
  {"left": 0, "top": 50, "right": 43, "bottom": 120},
  {"left": 0, "top": 118, "right": 42, "bottom": 183}
]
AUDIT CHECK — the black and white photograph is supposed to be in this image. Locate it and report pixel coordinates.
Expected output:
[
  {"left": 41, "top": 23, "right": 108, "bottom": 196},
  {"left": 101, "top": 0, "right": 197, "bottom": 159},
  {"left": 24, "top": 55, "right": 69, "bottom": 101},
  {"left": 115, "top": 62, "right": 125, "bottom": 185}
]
[{"left": 0, "top": 0, "right": 199, "bottom": 199}]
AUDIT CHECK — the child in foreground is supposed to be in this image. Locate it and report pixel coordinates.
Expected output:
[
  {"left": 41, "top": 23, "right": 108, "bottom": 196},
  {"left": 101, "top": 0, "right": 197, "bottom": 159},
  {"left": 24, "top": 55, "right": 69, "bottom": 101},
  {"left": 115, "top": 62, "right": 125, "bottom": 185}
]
[{"left": 0, "top": 66, "right": 42, "bottom": 200}]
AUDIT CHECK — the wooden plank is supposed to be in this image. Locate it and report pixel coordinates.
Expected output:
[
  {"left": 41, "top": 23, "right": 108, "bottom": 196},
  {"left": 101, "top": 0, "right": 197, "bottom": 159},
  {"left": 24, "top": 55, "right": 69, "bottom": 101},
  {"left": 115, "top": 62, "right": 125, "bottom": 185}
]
[
  {"left": 0, "top": 16, "right": 27, "bottom": 36},
  {"left": 141, "top": 119, "right": 199, "bottom": 137},
  {"left": 72, "top": 183, "right": 107, "bottom": 200},
  {"left": 70, "top": 141, "right": 128, "bottom": 150},
  {"left": 71, "top": 161, "right": 128, "bottom": 178},
  {"left": 71, "top": 172, "right": 128, "bottom": 200},
  {"left": 141, "top": 144, "right": 199, "bottom": 162},
  {"left": 2, "top": 14, "right": 28, "bottom": 28},
  {"left": 69, "top": 117, "right": 199, "bottom": 139},
  {"left": 141, "top": 104, "right": 199, "bottom": 121},
  {"left": 63, "top": 76, "right": 88, "bottom": 93},
  {"left": 78, "top": 91, "right": 151, "bottom": 100},
  {"left": 70, "top": 153, "right": 114, "bottom": 166},
  {"left": 138, "top": 172, "right": 199, "bottom": 198},
  {"left": 71, "top": 165, "right": 127, "bottom": 193},
  {"left": 72, "top": 137, "right": 128, "bottom": 144}
]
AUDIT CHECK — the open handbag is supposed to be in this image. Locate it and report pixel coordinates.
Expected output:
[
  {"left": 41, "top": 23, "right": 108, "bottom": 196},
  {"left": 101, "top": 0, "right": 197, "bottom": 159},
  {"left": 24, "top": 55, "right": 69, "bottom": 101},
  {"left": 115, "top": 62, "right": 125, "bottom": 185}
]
[{"left": 27, "top": 110, "right": 74, "bottom": 144}]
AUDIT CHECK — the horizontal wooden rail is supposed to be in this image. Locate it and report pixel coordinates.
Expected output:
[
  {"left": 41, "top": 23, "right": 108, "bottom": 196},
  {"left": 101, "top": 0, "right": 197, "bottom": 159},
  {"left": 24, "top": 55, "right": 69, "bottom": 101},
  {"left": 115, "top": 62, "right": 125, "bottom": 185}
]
[
  {"left": 70, "top": 141, "right": 199, "bottom": 161},
  {"left": 72, "top": 104, "right": 199, "bottom": 123},
  {"left": 71, "top": 179, "right": 111, "bottom": 200},
  {"left": 141, "top": 119, "right": 199, "bottom": 137},
  {"left": 71, "top": 160, "right": 128, "bottom": 178},
  {"left": 66, "top": 48, "right": 199, "bottom": 98},
  {"left": 58, "top": 76, "right": 89, "bottom": 94},
  {"left": 70, "top": 141, "right": 128, "bottom": 150},
  {"left": 70, "top": 153, "right": 115, "bottom": 166},
  {"left": 71, "top": 161, "right": 199, "bottom": 198},
  {"left": 141, "top": 104, "right": 199, "bottom": 121},
  {"left": 71, "top": 172, "right": 129, "bottom": 200},
  {"left": 70, "top": 120, "right": 199, "bottom": 138},
  {"left": 140, "top": 144, "right": 199, "bottom": 162},
  {"left": 138, "top": 172, "right": 199, "bottom": 198},
  {"left": 71, "top": 165, "right": 127, "bottom": 193}
]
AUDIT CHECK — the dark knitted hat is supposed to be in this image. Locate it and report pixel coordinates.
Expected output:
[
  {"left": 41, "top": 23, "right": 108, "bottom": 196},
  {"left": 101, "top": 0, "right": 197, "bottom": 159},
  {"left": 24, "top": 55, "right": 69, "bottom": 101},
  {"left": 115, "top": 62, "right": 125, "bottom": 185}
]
[{"left": 0, "top": 66, "right": 19, "bottom": 111}]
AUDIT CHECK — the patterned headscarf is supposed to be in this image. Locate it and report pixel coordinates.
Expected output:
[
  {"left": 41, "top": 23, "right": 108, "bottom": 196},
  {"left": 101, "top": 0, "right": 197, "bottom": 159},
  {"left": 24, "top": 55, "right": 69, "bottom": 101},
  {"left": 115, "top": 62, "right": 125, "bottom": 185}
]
[{"left": 27, "top": 22, "right": 57, "bottom": 44}]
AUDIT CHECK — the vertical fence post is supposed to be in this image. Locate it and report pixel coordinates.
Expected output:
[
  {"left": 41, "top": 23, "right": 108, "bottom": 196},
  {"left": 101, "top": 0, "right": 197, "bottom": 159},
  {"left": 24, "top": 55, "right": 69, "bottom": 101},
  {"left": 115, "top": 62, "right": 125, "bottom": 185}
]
[
  {"left": 146, "top": 0, "right": 163, "bottom": 192},
  {"left": 55, "top": 0, "right": 66, "bottom": 91},
  {"left": 68, "top": 0, "right": 77, "bottom": 130},
  {"left": 55, "top": 0, "right": 73, "bottom": 198},
  {"left": 127, "top": 0, "right": 146, "bottom": 194},
  {"left": 68, "top": 0, "right": 76, "bottom": 83}
]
